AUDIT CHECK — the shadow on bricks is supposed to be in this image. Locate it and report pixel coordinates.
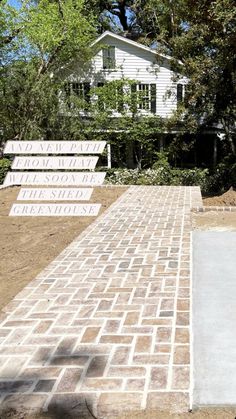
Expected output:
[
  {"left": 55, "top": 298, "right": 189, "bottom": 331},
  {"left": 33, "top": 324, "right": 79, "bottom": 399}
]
[{"left": 0, "top": 350, "right": 101, "bottom": 419}]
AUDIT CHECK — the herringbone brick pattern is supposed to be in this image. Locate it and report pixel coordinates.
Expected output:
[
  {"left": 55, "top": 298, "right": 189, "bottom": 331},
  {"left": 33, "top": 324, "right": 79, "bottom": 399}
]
[{"left": 0, "top": 186, "right": 202, "bottom": 417}]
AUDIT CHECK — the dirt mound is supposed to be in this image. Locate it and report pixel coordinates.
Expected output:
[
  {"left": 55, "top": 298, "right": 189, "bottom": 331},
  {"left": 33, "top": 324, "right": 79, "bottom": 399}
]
[{"left": 204, "top": 188, "right": 236, "bottom": 206}]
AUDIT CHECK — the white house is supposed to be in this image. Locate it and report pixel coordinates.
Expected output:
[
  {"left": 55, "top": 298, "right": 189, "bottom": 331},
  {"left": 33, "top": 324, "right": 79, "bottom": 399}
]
[{"left": 64, "top": 31, "right": 187, "bottom": 119}]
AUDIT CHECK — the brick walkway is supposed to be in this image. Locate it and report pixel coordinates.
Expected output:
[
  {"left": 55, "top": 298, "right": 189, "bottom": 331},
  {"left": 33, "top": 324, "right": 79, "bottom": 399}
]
[{"left": 0, "top": 186, "right": 202, "bottom": 418}]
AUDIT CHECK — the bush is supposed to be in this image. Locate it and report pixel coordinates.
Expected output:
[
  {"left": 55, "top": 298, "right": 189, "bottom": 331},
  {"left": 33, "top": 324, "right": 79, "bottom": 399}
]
[
  {"left": 0, "top": 158, "right": 11, "bottom": 184},
  {"left": 104, "top": 163, "right": 236, "bottom": 195},
  {"left": 172, "top": 168, "right": 210, "bottom": 193},
  {"left": 105, "top": 167, "right": 209, "bottom": 190},
  {"left": 105, "top": 168, "right": 172, "bottom": 185}
]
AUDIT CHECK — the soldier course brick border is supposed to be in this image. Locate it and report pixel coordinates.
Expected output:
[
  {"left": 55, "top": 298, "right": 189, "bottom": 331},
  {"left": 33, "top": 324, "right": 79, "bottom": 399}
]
[
  {"left": 0, "top": 185, "right": 202, "bottom": 417},
  {"left": 192, "top": 206, "right": 236, "bottom": 212}
]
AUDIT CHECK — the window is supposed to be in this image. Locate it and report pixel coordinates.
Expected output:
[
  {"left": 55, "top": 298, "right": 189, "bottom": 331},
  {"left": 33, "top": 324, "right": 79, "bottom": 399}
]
[
  {"left": 132, "top": 84, "right": 157, "bottom": 113},
  {"left": 71, "top": 82, "right": 90, "bottom": 102},
  {"left": 138, "top": 84, "right": 150, "bottom": 110},
  {"left": 64, "top": 82, "right": 90, "bottom": 109},
  {"left": 177, "top": 83, "right": 183, "bottom": 103},
  {"left": 102, "top": 46, "right": 116, "bottom": 70},
  {"left": 64, "top": 82, "right": 90, "bottom": 101}
]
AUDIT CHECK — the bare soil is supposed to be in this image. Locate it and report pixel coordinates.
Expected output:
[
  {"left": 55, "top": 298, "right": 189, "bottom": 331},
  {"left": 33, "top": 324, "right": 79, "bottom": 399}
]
[
  {"left": 0, "top": 185, "right": 127, "bottom": 313},
  {"left": 192, "top": 211, "right": 236, "bottom": 231},
  {"left": 203, "top": 188, "right": 236, "bottom": 206},
  {"left": 1, "top": 406, "right": 236, "bottom": 419},
  {"left": 193, "top": 188, "right": 236, "bottom": 231},
  {"left": 119, "top": 407, "right": 236, "bottom": 419}
]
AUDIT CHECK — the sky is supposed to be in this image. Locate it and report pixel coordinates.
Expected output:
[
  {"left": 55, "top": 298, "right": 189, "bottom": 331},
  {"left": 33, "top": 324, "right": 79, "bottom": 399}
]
[{"left": 8, "top": 0, "right": 21, "bottom": 8}]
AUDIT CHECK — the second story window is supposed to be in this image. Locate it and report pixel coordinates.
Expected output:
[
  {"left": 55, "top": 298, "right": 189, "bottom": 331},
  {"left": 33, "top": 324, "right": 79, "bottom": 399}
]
[
  {"left": 132, "top": 84, "right": 156, "bottom": 113},
  {"left": 102, "top": 46, "right": 116, "bottom": 70}
]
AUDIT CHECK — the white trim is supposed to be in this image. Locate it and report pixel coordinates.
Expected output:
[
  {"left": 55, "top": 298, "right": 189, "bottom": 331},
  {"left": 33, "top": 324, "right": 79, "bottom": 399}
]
[{"left": 91, "top": 30, "right": 179, "bottom": 64}]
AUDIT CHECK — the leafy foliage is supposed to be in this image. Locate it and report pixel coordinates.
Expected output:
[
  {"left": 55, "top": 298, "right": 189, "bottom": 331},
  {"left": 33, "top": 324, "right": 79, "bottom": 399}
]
[
  {"left": 0, "top": 158, "right": 11, "bottom": 184},
  {"left": 0, "top": 0, "right": 95, "bottom": 146}
]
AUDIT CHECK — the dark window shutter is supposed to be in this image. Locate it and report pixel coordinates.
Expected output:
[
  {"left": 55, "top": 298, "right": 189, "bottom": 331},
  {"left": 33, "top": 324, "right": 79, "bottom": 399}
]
[
  {"left": 150, "top": 84, "right": 156, "bottom": 114},
  {"left": 177, "top": 83, "right": 183, "bottom": 103},
  {"left": 131, "top": 83, "right": 137, "bottom": 113},
  {"left": 84, "top": 83, "right": 90, "bottom": 103}
]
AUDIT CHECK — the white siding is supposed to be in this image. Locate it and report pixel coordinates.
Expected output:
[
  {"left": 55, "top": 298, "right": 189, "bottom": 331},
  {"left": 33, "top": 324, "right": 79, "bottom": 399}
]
[{"left": 69, "top": 34, "right": 180, "bottom": 118}]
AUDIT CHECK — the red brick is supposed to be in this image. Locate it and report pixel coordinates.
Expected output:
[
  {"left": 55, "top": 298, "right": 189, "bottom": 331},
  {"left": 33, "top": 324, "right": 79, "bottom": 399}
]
[
  {"left": 124, "top": 311, "right": 140, "bottom": 325},
  {"left": 56, "top": 368, "right": 82, "bottom": 392},
  {"left": 174, "top": 345, "right": 190, "bottom": 364},
  {"left": 172, "top": 366, "right": 190, "bottom": 390},
  {"left": 108, "top": 366, "right": 146, "bottom": 377},
  {"left": 156, "top": 327, "right": 172, "bottom": 343},
  {"left": 82, "top": 378, "right": 122, "bottom": 391},
  {"left": 86, "top": 356, "right": 107, "bottom": 377},
  {"left": 149, "top": 367, "right": 168, "bottom": 390},
  {"left": 81, "top": 327, "right": 101, "bottom": 343},
  {"left": 111, "top": 346, "right": 130, "bottom": 365},
  {"left": 133, "top": 354, "right": 170, "bottom": 365},
  {"left": 146, "top": 392, "right": 189, "bottom": 413},
  {"left": 135, "top": 336, "right": 152, "bottom": 353},
  {"left": 175, "top": 328, "right": 190, "bottom": 344},
  {"left": 100, "top": 335, "right": 133, "bottom": 344},
  {"left": 98, "top": 392, "right": 142, "bottom": 417}
]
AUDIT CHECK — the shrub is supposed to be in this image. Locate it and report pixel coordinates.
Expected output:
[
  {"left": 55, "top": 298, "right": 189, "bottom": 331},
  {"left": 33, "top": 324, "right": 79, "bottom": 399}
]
[
  {"left": 172, "top": 168, "right": 210, "bottom": 193},
  {"left": 0, "top": 158, "right": 11, "bottom": 184},
  {"left": 105, "top": 167, "right": 208, "bottom": 188}
]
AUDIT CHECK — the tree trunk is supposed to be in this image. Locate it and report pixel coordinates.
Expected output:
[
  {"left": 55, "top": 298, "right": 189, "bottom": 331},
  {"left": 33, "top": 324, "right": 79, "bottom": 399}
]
[{"left": 118, "top": 1, "right": 128, "bottom": 31}]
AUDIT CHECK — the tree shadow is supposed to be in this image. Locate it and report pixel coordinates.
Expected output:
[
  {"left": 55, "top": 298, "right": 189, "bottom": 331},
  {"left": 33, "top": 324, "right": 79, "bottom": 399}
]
[{"left": 0, "top": 348, "right": 105, "bottom": 419}]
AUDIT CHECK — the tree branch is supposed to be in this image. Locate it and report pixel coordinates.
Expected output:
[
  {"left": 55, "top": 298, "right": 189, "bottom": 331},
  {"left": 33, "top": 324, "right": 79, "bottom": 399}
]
[{"left": 0, "top": 28, "right": 21, "bottom": 47}]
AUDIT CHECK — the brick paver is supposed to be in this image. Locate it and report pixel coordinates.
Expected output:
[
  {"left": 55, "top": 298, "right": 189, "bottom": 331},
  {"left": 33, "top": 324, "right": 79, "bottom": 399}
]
[{"left": 0, "top": 186, "right": 202, "bottom": 417}]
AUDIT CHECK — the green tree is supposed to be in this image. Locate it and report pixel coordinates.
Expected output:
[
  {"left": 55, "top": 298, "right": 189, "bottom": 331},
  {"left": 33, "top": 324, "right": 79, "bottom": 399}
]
[
  {"left": 84, "top": 0, "right": 136, "bottom": 33},
  {"left": 176, "top": 0, "right": 236, "bottom": 155},
  {"left": 132, "top": 0, "right": 236, "bottom": 155},
  {"left": 0, "top": 0, "right": 95, "bottom": 145}
]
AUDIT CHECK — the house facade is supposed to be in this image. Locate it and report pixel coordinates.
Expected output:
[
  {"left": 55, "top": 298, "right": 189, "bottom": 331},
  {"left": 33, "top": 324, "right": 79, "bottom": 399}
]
[
  {"left": 65, "top": 31, "right": 186, "bottom": 119},
  {"left": 62, "top": 32, "right": 228, "bottom": 169}
]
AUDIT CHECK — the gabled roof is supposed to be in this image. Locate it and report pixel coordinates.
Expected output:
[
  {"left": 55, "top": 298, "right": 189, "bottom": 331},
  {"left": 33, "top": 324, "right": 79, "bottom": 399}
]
[{"left": 91, "top": 31, "right": 173, "bottom": 63}]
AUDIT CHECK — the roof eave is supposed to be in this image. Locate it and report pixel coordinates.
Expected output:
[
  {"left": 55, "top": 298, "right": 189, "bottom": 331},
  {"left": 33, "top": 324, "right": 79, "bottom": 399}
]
[{"left": 91, "top": 31, "right": 179, "bottom": 64}]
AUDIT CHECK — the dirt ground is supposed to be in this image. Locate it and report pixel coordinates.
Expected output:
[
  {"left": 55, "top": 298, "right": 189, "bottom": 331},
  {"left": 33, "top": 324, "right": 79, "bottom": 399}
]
[
  {"left": 203, "top": 188, "right": 236, "bottom": 206},
  {"left": 1, "top": 406, "right": 236, "bottom": 419},
  {"left": 192, "top": 211, "right": 236, "bottom": 231},
  {"left": 0, "top": 185, "right": 127, "bottom": 313},
  {"left": 119, "top": 408, "right": 236, "bottom": 419},
  {"left": 193, "top": 188, "right": 236, "bottom": 231}
]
